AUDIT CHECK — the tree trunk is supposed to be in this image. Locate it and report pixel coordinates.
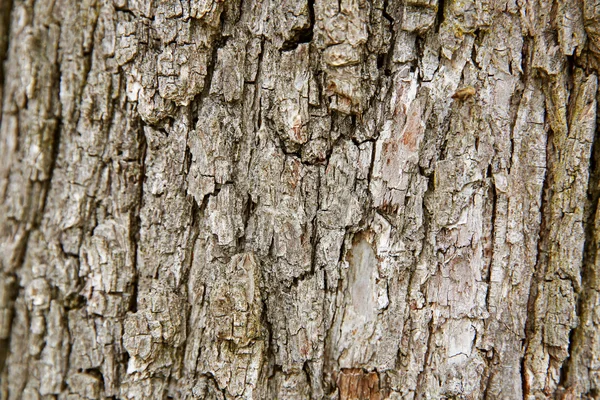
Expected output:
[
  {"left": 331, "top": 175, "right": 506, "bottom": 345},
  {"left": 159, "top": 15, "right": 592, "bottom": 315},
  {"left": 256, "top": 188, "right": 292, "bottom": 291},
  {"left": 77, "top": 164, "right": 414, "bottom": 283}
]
[{"left": 1, "top": 0, "right": 600, "bottom": 398}]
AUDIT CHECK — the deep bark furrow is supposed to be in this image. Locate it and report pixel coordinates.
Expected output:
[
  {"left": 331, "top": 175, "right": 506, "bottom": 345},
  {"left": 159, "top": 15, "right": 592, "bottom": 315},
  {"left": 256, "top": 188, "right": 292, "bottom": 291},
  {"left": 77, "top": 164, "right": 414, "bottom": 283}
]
[{"left": 0, "top": 0, "right": 12, "bottom": 128}]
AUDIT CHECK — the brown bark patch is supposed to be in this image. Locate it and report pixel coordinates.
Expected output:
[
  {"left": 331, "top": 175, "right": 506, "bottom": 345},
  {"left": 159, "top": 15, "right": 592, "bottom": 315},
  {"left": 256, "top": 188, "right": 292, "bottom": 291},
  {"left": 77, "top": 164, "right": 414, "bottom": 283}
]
[{"left": 337, "top": 368, "right": 382, "bottom": 400}]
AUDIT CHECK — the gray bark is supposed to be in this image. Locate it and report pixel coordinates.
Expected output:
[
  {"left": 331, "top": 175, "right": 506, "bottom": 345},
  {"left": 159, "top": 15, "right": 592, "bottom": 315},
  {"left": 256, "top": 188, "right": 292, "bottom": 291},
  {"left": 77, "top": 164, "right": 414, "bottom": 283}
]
[{"left": 1, "top": 0, "right": 600, "bottom": 399}]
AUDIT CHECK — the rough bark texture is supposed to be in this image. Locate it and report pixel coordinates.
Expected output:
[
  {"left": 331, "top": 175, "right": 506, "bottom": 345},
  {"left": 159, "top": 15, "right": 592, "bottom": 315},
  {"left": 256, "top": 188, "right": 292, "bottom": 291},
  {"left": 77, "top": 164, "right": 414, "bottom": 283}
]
[{"left": 2, "top": 0, "right": 600, "bottom": 399}]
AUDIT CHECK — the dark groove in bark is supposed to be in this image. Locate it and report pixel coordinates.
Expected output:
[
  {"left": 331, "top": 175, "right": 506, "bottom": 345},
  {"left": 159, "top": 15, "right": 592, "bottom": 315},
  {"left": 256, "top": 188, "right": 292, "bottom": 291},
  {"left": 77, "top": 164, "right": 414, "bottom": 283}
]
[
  {"left": 408, "top": 160, "right": 437, "bottom": 396},
  {"left": 128, "top": 117, "right": 147, "bottom": 313},
  {"left": 38, "top": 66, "right": 63, "bottom": 225},
  {"left": 0, "top": 274, "right": 16, "bottom": 374},
  {"left": 521, "top": 99, "right": 554, "bottom": 398},
  {"left": 435, "top": 0, "right": 445, "bottom": 33},
  {"left": 414, "top": 314, "right": 435, "bottom": 399},
  {"left": 280, "top": 0, "right": 314, "bottom": 52},
  {"left": 0, "top": 23, "right": 64, "bottom": 382},
  {"left": 0, "top": 0, "right": 13, "bottom": 127},
  {"left": 560, "top": 89, "right": 600, "bottom": 394},
  {"left": 481, "top": 164, "right": 496, "bottom": 394}
]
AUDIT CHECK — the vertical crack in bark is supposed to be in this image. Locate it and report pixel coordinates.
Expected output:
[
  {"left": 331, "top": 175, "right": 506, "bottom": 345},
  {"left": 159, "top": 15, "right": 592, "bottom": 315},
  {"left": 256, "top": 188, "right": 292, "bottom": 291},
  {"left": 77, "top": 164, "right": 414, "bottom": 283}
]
[
  {"left": 0, "top": 275, "right": 16, "bottom": 375},
  {"left": 480, "top": 164, "right": 497, "bottom": 398},
  {"left": 559, "top": 90, "right": 600, "bottom": 395},
  {"left": 190, "top": 14, "right": 230, "bottom": 110},
  {"left": 302, "top": 360, "right": 314, "bottom": 398},
  {"left": 36, "top": 49, "right": 63, "bottom": 230},
  {"left": 128, "top": 118, "right": 147, "bottom": 313},
  {"left": 378, "top": 0, "right": 395, "bottom": 79},
  {"left": 522, "top": 91, "right": 553, "bottom": 397},
  {"left": 403, "top": 153, "right": 436, "bottom": 396},
  {"left": 253, "top": 38, "right": 265, "bottom": 133},
  {"left": 483, "top": 165, "right": 496, "bottom": 308},
  {"left": 414, "top": 314, "right": 435, "bottom": 398},
  {"left": 435, "top": 0, "right": 445, "bottom": 33},
  {"left": 0, "top": 0, "right": 13, "bottom": 127},
  {"left": 0, "top": 13, "right": 63, "bottom": 382},
  {"left": 309, "top": 170, "right": 321, "bottom": 277}
]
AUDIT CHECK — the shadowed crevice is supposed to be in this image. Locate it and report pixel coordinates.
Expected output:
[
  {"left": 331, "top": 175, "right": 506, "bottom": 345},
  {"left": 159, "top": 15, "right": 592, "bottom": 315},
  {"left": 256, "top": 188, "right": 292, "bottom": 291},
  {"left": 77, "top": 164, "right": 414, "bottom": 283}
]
[
  {"left": 435, "top": 0, "right": 445, "bottom": 33},
  {"left": 127, "top": 117, "right": 147, "bottom": 314},
  {"left": 281, "top": 0, "right": 315, "bottom": 51},
  {"left": 558, "top": 84, "right": 600, "bottom": 394},
  {"left": 0, "top": 0, "right": 13, "bottom": 127}
]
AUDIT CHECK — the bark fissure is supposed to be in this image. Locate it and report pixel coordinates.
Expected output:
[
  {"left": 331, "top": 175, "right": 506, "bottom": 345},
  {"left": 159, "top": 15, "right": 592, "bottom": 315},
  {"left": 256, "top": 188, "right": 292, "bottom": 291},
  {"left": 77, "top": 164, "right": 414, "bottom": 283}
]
[
  {"left": 559, "top": 88, "right": 600, "bottom": 396},
  {"left": 0, "top": 0, "right": 13, "bottom": 127}
]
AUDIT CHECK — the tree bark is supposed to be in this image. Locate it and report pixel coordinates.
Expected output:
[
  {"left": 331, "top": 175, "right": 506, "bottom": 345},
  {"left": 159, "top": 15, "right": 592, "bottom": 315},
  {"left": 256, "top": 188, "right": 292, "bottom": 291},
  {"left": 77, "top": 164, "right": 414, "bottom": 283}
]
[{"left": 1, "top": 0, "right": 600, "bottom": 398}]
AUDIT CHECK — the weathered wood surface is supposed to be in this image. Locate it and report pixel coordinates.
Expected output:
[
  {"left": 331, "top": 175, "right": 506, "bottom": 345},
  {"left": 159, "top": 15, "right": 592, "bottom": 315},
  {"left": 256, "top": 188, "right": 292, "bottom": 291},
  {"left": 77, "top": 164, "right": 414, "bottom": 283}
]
[{"left": 1, "top": 0, "right": 600, "bottom": 398}]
